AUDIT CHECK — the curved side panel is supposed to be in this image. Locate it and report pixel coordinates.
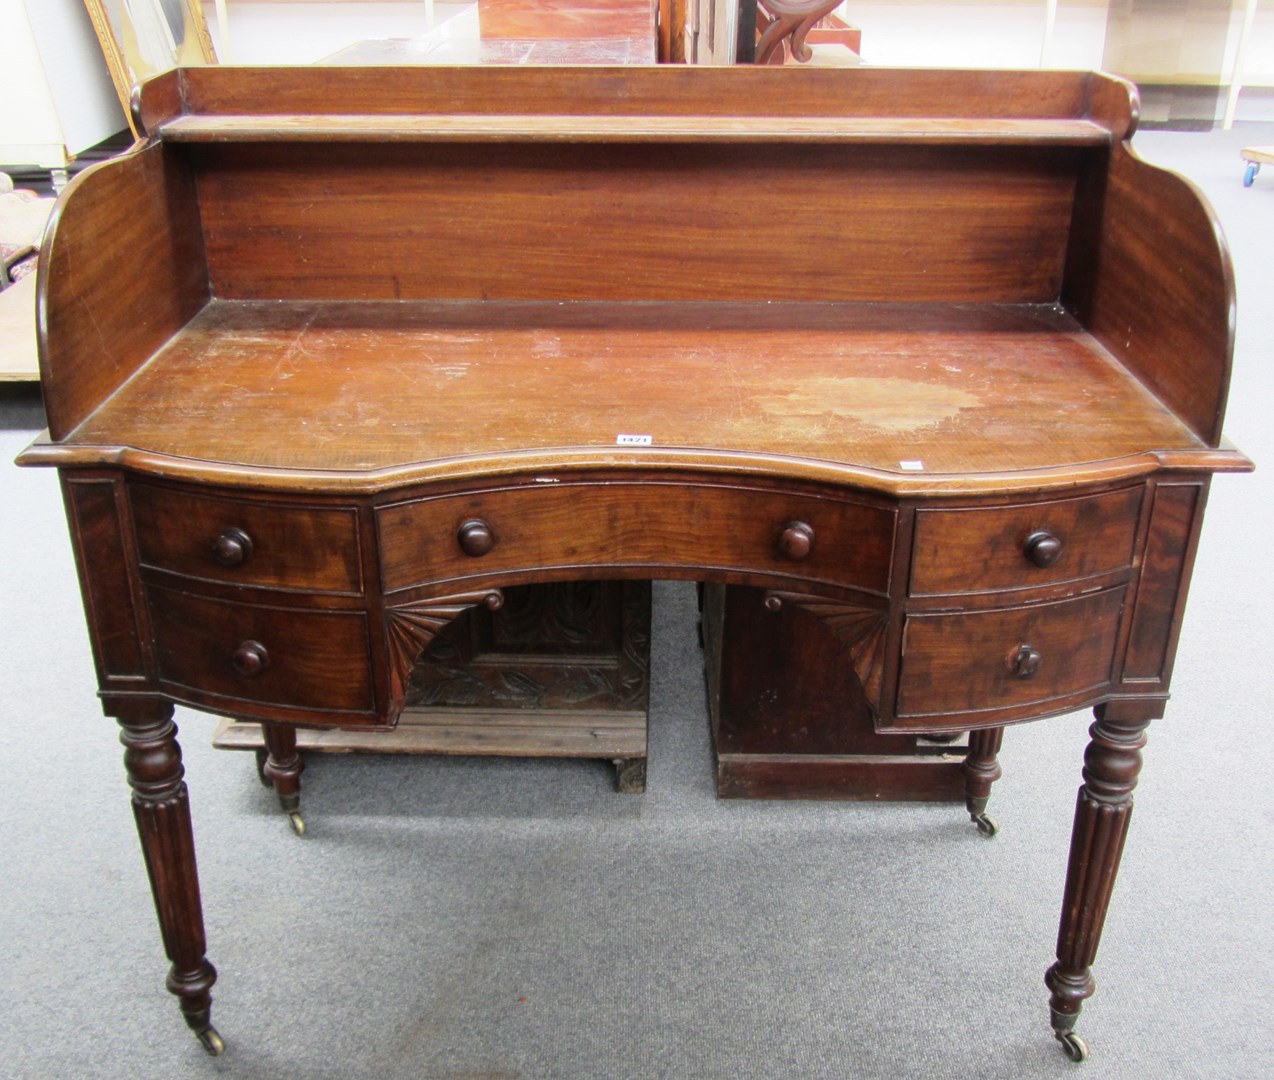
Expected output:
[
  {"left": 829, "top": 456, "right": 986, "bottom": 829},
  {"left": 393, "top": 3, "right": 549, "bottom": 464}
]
[
  {"left": 38, "top": 142, "right": 208, "bottom": 441},
  {"left": 1063, "top": 139, "right": 1235, "bottom": 446},
  {"left": 1084, "top": 71, "right": 1140, "bottom": 141},
  {"left": 132, "top": 69, "right": 186, "bottom": 140}
]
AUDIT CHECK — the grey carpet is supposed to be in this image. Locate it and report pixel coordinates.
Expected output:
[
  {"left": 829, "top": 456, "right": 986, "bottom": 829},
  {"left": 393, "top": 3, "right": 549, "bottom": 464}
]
[{"left": 2, "top": 123, "right": 1271, "bottom": 1080}]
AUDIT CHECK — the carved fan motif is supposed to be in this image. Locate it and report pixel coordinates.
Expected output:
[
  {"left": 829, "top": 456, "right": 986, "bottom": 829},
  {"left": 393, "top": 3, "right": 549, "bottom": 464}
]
[
  {"left": 384, "top": 590, "right": 505, "bottom": 709},
  {"left": 762, "top": 589, "right": 888, "bottom": 709}
]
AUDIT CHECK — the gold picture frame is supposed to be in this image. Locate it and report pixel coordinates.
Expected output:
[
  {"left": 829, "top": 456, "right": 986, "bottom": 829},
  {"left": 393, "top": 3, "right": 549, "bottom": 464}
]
[{"left": 83, "top": 0, "right": 218, "bottom": 137}]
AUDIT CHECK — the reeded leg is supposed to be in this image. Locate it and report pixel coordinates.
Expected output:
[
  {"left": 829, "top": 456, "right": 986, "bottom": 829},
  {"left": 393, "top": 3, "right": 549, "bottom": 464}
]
[
  {"left": 114, "top": 700, "right": 222, "bottom": 1055},
  {"left": 963, "top": 726, "right": 1005, "bottom": 837},
  {"left": 1044, "top": 701, "right": 1155, "bottom": 1062},
  {"left": 261, "top": 722, "right": 306, "bottom": 835}
]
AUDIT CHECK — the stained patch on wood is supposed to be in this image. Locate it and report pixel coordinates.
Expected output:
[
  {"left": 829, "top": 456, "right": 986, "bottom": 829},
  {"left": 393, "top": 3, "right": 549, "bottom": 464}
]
[{"left": 753, "top": 376, "right": 979, "bottom": 434}]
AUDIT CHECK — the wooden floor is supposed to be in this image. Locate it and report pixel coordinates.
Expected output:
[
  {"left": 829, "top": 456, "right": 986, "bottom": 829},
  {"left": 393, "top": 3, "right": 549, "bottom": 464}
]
[{"left": 66, "top": 299, "right": 1203, "bottom": 481}]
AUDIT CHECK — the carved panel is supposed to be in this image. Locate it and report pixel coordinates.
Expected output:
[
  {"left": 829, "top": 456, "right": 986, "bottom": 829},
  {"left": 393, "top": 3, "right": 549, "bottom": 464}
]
[
  {"left": 762, "top": 589, "right": 888, "bottom": 709},
  {"left": 483, "top": 579, "right": 620, "bottom": 655},
  {"left": 404, "top": 581, "right": 650, "bottom": 713}
]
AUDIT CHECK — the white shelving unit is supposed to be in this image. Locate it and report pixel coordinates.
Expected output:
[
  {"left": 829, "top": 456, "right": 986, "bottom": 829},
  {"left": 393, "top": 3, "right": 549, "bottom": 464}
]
[
  {"left": 1224, "top": 0, "right": 1274, "bottom": 128},
  {"left": 0, "top": 0, "right": 125, "bottom": 169}
]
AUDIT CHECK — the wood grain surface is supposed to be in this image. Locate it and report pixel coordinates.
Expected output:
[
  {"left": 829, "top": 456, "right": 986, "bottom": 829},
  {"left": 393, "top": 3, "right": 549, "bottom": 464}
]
[
  {"left": 61, "top": 300, "right": 1206, "bottom": 483},
  {"left": 148, "top": 585, "right": 376, "bottom": 715},
  {"left": 189, "top": 141, "right": 1080, "bottom": 304},
  {"left": 896, "top": 586, "right": 1126, "bottom": 723},
  {"left": 130, "top": 483, "right": 364, "bottom": 594},
  {"left": 159, "top": 114, "right": 1112, "bottom": 144},
  {"left": 1064, "top": 142, "right": 1235, "bottom": 444},
  {"left": 909, "top": 486, "right": 1143, "bottom": 596},
  {"left": 376, "top": 479, "right": 896, "bottom": 595},
  {"left": 152, "top": 66, "right": 1129, "bottom": 130},
  {"left": 36, "top": 143, "right": 208, "bottom": 440}
]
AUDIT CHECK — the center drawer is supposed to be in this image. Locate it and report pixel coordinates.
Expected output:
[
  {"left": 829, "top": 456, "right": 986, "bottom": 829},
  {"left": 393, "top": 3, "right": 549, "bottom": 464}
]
[{"left": 377, "top": 482, "right": 895, "bottom": 595}]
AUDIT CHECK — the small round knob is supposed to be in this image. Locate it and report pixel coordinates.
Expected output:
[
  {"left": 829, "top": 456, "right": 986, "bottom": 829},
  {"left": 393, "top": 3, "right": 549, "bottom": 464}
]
[
  {"left": 457, "top": 518, "right": 495, "bottom": 557},
  {"left": 777, "top": 521, "right": 815, "bottom": 560},
  {"left": 232, "top": 640, "right": 269, "bottom": 677},
  {"left": 1023, "top": 531, "right": 1062, "bottom": 568},
  {"left": 1007, "top": 644, "right": 1042, "bottom": 679},
  {"left": 212, "top": 527, "right": 253, "bottom": 567}
]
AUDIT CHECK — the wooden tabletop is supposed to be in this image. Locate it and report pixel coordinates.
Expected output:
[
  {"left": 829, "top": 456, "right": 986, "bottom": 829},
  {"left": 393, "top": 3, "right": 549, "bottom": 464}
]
[{"left": 54, "top": 299, "right": 1217, "bottom": 491}]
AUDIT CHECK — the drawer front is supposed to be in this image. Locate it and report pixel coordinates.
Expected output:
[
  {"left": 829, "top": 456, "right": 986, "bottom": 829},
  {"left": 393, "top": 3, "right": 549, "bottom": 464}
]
[
  {"left": 910, "top": 487, "right": 1142, "bottom": 596},
  {"left": 148, "top": 587, "right": 374, "bottom": 714},
  {"left": 378, "top": 483, "right": 895, "bottom": 595},
  {"left": 896, "top": 587, "right": 1125, "bottom": 721},
  {"left": 131, "top": 483, "right": 362, "bottom": 594}
]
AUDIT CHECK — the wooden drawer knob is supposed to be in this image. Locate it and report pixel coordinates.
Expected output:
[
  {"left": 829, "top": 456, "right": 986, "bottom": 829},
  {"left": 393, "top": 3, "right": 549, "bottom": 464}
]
[
  {"left": 778, "top": 521, "right": 815, "bottom": 560},
  {"left": 232, "top": 640, "right": 269, "bottom": 677},
  {"left": 1007, "top": 644, "right": 1042, "bottom": 679},
  {"left": 1023, "top": 530, "right": 1062, "bottom": 568},
  {"left": 212, "top": 527, "right": 253, "bottom": 567},
  {"left": 457, "top": 518, "right": 495, "bottom": 557}
]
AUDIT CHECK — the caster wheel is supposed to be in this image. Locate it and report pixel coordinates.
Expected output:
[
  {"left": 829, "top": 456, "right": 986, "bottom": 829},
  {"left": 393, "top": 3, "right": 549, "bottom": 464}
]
[
  {"left": 1243, "top": 162, "right": 1258, "bottom": 188},
  {"left": 197, "top": 1026, "right": 226, "bottom": 1056},
  {"left": 1056, "top": 1030, "right": 1089, "bottom": 1062},
  {"left": 289, "top": 811, "right": 306, "bottom": 836},
  {"left": 972, "top": 812, "right": 1000, "bottom": 838}
]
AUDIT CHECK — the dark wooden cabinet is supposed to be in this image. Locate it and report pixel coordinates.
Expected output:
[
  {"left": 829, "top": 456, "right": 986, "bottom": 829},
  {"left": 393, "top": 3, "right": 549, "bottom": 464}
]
[
  {"left": 704, "top": 582, "right": 973, "bottom": 801},
  {"left": 19, "top": 66, "right": 1250, "bottom": 1064}
]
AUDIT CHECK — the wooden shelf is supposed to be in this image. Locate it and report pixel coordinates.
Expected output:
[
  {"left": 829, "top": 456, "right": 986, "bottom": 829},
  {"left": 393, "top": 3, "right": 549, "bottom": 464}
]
[
  {"left": 157, "top": 113, "right": 1113, "bottom": 146},
  {"left": 213, "top": 708, "right": 647, "bottom": 760}
]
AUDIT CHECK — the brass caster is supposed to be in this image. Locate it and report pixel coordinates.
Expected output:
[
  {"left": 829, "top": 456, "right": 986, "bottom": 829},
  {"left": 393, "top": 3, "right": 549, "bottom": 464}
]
[
  {"left": 196, "top": 1026, "right": 226, "bottom": 1056},
  {"left": 972, "top": 812, "right": 999, "bottom": 838},
  {"left": 1056, "top": 1030, "right": 1089, "bottom": 1062},
  {"left": 288, "top": 811, "right": 306, "bottom": 836}
]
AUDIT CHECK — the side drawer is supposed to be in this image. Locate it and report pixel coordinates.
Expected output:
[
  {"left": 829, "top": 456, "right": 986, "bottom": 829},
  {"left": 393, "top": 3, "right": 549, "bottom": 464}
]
[
  {"left": 131, "top": 483, "right": 363, "bottom": 594},
  {"left": 895, "top": 587, "right": 1125, "bottom": 725},
  {"left": 910, "top": 487, "right": 1142, "bottom": 596},
  {"left": 378, "top": 482, "right": 895, "bottom": 595},
  {"left": 148, "top": 586, "right": 375, "bottom": 715}
]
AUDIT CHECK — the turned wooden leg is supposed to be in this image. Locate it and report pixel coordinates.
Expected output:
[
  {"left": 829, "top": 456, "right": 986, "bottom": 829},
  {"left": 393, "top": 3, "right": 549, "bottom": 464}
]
[
  {"left": 261, "top": 722, "right": 306, "bottom": 836},
  {"left": 1044, "top": 700, "right": 1155, "bottom": 1062},
  {"left": 963, "top": 726, "right": 1005, "bottom": 837},
  {"left": 114, "top": 700, "right": 223, "bottom": 1055}
]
